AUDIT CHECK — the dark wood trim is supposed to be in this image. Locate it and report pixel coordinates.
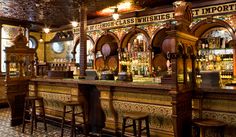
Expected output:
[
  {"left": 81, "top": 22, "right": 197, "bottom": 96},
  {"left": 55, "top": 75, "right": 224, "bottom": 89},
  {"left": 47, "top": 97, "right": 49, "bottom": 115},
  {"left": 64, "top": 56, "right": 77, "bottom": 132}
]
[
  {"left": 112, "top": 86, "right": 170, "bottom": 95},
  {"left": 0, "top": 17, "right": 30, "bottom": 28},
  {"left": 79, "top": 1, "right": 87, "bottom": 77},
  {"left": 194, "top": 87, "right": 236, "bottom": 101},
  {"left": 0, "top": 24, "right": 2, "bottom": 73}
]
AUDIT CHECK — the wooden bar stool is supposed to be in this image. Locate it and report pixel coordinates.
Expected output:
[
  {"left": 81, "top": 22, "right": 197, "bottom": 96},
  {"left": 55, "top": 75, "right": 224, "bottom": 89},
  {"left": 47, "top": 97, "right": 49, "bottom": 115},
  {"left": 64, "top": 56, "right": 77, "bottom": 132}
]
[
  {"left": 192, "top": 119, "right": 226, "bottom": 137},
  {"left": 22, "top": 96, "right": 47, "bottom": 134},
  {"left": 61, "top": 101, "right": 87, "bottom": 137},
  {"left": 121, "top": 112, "right": 150, "bottom": 137}
]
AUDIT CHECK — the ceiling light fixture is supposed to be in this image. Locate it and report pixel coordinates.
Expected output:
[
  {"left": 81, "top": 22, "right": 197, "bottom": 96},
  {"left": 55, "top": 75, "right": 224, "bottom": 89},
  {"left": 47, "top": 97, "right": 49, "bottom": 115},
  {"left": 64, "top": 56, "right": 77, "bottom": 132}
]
[
  {"left": 117, "top": 2, "right": 131, "bottom": 10},
  {"left": 71, "top": 21, "right": 79, "bottom": 27},
  {"left": 112, "top": 8, "right": 119, "bottom": 20},
  {"left": 43, "top": 27, "right": 50, "bottom": 34},
  {"left": 173, "top": 0, "right": 185, "bottom": 7}
]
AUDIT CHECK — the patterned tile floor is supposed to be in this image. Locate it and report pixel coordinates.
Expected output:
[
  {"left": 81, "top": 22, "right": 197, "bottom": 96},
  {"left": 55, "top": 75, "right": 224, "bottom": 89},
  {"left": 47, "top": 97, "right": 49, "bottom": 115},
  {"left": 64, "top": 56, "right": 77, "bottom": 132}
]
[{"left": 0, "top": 108, "right": 85, "bottom": 137}]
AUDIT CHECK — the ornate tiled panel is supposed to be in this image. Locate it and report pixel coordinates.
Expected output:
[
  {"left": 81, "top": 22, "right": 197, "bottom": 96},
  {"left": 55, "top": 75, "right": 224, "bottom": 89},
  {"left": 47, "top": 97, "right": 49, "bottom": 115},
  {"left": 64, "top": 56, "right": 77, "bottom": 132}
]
[
  {"left": 203, "top": 99, "right": 236, "bottom": 113},
  {"left": 113, "top": 100, "right": 173, "bottom": 131}
]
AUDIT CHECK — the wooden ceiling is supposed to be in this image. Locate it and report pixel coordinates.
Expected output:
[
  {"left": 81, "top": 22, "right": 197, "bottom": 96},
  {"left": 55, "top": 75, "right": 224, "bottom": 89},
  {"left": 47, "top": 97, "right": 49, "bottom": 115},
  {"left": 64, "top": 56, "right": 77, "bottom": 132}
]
[{"left": 0, "top": 0, "right": 230, "bottom": 31}]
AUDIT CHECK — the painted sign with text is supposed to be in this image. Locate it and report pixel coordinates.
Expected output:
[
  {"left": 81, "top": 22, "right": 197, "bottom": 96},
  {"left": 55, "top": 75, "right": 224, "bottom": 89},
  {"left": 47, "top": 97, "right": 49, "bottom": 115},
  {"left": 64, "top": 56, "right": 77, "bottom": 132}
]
[{"left": 74, "top": 2, "right": 236, "bottom": 32}]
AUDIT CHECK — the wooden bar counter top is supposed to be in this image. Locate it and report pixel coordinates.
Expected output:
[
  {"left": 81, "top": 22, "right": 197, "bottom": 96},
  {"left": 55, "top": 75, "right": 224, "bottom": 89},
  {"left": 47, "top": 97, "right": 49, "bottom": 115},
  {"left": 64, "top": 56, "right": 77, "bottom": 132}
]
[{"left": 30, "top": 77, "right": 175, "bottom": 91}]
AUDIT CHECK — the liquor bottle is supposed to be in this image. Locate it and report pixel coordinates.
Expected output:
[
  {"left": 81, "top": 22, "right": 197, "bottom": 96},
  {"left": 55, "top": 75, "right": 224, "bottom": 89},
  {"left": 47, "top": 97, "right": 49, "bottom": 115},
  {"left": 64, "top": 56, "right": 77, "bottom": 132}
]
[
  {"left": 140, "top": 66, "right": 144, "bottom": 76},
  {"left": 205, "top": 43, "right": 209, "bottom": 49},
  {"left": 123, "top": 52, "right": 127, "bottom": 62},
  {"left": 208, "top": 51, "right": 213, "bottom": 61},
  {"left": 138, "top": 66, "right": 141, "bottom": 75},
  {"left": 221, "top": 38, "right": 226, "bottom": 48}
]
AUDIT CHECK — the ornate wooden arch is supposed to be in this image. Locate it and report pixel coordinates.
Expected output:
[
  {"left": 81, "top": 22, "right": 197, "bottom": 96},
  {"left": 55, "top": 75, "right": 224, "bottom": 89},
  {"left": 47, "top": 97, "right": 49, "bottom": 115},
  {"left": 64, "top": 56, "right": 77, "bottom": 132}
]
[
  {"left": 191, "top": 18, "right": 236, "bottom": 40},
  {"left": 72, "top": 35, "right": 95, "bottom": 62},
  {"left": 120, "top": 27, "right": 151, "bottom": 49},
  {"left": 177, "top": 42, "right": 185, "bottom": 55},
  {"left": 151, "top": 27, "right": 169, "bottom": 50},
  {"left": 29, "top": 35, "right": 39, "bottom": 64},
  {"left": 73, "top": 35, "right": 95, "bottom": 52},
  {"left": 94, "top": 31, "right": 120, "bottom": 52}
]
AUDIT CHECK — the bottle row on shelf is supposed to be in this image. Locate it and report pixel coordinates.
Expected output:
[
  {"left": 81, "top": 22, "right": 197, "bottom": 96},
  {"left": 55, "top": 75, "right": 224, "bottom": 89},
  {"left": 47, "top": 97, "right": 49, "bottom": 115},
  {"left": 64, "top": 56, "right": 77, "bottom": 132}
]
[
  {"left": 197, "top": 49, "right": 233, "bottom": 62},
  {"left": 197, "top": 60, "right": 233, "bottom": 71},
  {"left": 49, "top": 63, "right": 71, "bottom": 71},
  {"left": 220, "top": 71, "right": 233, "bottom": 79},
  {"left": 197, "top": 55, "right": 233, "bottom": 62},
  {"left": 120, "top": 50, "right": 150, "bottom": 77},
  {"left": 131, "top": 65, "right": 150, "bottom": 76},
  {"left": 198, "top": 37, "right": 229, "bottom": 49},
  {"left": 121, "top": 51, "right": 149, "bottom": 62}
]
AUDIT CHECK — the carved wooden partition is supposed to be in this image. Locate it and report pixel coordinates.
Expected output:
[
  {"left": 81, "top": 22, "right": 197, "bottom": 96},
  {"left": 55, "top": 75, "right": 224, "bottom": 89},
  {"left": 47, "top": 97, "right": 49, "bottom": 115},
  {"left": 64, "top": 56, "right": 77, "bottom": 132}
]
[
  {"left": 163, "top": 30, "right": 197, "bottom": 137},
  {"left": 162, "top": 2, "right": 198, "bottom": 137},
  {"left": 5, "top": 29, "right": 35, "bottom": 126}
]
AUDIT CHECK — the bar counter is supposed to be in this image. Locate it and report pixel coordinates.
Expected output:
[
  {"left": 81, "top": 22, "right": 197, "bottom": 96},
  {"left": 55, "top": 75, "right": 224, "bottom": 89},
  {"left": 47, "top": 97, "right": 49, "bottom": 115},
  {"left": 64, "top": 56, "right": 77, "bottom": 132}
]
[
  {"left": 29, "top": 78, "right": 180, "bottom": 137},
  {"left": 31, "top": 77, "right": 176, "bottom": 90},
  {"left": 193, "top": 86, "right": 236, "bottom": 136},
  {"left": 28, "top": 77, "right": 236, "bottom": 137}
]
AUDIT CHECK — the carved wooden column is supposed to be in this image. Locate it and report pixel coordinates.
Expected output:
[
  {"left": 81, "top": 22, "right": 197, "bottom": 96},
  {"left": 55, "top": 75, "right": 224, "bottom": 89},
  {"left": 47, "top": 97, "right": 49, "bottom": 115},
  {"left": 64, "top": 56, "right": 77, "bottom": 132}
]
[
  {"left": 117, "top": 47, "right": 122, "bottom": 73},
  {"left": 148, "top": 45, "right": 153, "bottom": 75},
  {"left": 230, "top": 40, "right": 236, "bottom": 77},
  {"left": 162, "top": 1, "right": 198, "bottom": 137},
  {"left": 5, "top": 61, "right": 10, "bottom": 80},
  {"left": 5, "top": 28, "right": 35, "bottom": 126},
  {"left": 79, "top": 0, "right": 87, "bottom": 77},
  {"left": 97, "top": 85, "right": 118, "bottom": 135},
  {"left": 0, "top": 24, "right": 2, "bottom": 73},
  {"left": 170, "top": 90, "right": 192, "bottom": 137}
]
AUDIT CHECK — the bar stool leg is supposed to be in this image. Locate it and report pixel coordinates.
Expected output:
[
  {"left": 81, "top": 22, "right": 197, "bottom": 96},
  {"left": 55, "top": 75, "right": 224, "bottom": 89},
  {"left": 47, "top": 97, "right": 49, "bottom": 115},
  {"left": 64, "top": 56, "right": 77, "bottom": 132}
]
[
  {"left": 71, "top": 106, "right": 75, "bottom": 137},
  {"left": 82, "top": 109, "right": 88, "bottom": 136},
  {"left": 41, "top": 99, "right": 47, "bottom": 131},
  {"left": 138, "top": 120, "right": 142, "bottom": 137},
  {"left": 31, "top": 100, "right": 36, "bottom": 134},
  {"left": 35, "top": 101, "right": 38, "bottom": 130},
  {"left": 121, "top": 118, "right": 127, "bottom": 137},
  {"left": 61, "top": 105, "right": 66, "bottom": 137},
  {"left": 200, "top": 127, "right": 205, "bottom": 137},
  {"left": 22, "top": 100, "right": 28, "bottom": 133},
  {"left": 133, "top": 120, "right": 137, "bottom": 136},
  {"left": 219, "top": 126, "right": 224, "bottom": 137},
  {"left": 145, "top": 117, "right": 150, "bottom": 137}
]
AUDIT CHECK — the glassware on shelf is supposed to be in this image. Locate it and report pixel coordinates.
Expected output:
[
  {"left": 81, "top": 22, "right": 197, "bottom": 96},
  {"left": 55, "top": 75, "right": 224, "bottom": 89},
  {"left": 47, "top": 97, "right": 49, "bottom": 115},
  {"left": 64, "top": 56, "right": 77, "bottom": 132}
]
[{"left": 119, "top": 33, "right": 150, "bottom": 77}]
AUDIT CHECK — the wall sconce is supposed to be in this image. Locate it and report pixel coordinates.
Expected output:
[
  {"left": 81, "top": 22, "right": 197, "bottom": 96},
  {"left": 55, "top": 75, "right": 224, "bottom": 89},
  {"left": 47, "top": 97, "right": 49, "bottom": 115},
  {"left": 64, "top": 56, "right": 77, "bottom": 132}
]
[
  {"left": 112, "top": 8, "right": 120, "bottom": 20},
  {"left": 43, "top": 27, "right": 50, "bottom": 34},
  {"left": 39, "top": 32, "right": 44, "bottom": 42},
  {"left": 71, "top": 21, "right": 79, "bottom": 28}
]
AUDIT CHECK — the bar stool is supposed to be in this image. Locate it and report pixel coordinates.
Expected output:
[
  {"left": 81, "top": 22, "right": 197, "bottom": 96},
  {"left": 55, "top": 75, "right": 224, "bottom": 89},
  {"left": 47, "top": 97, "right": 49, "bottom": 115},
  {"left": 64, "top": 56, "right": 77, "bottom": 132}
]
[
  {"left": 61, "top": 101, "right": 87, "bottom": 137},
  {"left": 192, "top": 119, "right": 226, "bottom": 137},
  {"left": 121, "top": 112, "right": 150, "bottom": 137},
  {"left": 22, "top": 96, "right": 47, "bottom": 134}
]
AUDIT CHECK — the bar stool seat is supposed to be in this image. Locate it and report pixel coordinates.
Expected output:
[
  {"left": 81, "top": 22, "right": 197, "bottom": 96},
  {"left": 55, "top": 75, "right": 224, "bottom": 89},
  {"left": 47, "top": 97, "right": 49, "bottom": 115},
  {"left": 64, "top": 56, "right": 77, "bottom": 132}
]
[
  {"left": 192, "top": 118, "right": 226, "bottom": 137},
  {"left": 121, "top": 112, "right": 150, "bottom": 137},
  {"left": 61, "top": 101, "right": 87, "bottom": 137},
  {"left": 22, "top": 96, "right": 47, "bottom": 134}
]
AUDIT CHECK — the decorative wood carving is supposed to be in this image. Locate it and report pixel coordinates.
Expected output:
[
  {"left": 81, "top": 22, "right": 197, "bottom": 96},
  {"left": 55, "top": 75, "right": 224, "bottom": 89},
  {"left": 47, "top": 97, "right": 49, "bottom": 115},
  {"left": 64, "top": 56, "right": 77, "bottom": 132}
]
[
  {"left": 161, "top": 2, "right": 198, "bottom": 137},
  {"left": 229, "top": 40, "right": 236, "bottom": 77},
  {"left": 97, "top": 85, "right": 119, "bottom": 135},
  {"left": 5, "top": 28, "right": 35, "bottom": 126}
]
